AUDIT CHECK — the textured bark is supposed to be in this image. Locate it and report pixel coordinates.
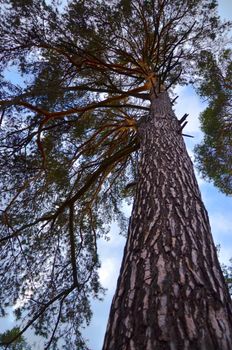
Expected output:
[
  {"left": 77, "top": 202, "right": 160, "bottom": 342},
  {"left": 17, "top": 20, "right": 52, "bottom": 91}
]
[{"left": 102, "top": 92, "right": 232, "bottom": 350}]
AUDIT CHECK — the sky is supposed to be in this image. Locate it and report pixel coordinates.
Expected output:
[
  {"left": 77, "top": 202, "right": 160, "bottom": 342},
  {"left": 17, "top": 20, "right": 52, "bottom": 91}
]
[{"left": 0, "top": 0, "right": 232, "bottom": 349}]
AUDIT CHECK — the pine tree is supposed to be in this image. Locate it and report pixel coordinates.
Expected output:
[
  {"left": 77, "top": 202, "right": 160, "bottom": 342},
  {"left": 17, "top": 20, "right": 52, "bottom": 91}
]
[
  {"left": 195, "top": 49, "right": 232, "bottom": 195},
  {"left": 0, "top": 0, "right": 231, "bottom": 348}
]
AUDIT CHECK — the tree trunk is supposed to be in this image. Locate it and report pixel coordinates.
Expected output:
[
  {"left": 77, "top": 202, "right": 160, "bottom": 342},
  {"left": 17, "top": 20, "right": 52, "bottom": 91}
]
[{"left": 102, "top": 91, "right": 232, "bottom": 350}]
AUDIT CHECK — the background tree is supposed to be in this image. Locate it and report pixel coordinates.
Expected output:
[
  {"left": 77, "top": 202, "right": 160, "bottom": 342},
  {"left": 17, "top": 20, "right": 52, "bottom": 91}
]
[
  {"left": 222, "top": 259, "right": 232, "bottom": 296},
  {"left": 195, "top": 49, "right": 232, "bottom": 194},
  {"left": 0, "top": 0, "right": 231, "bottom": 349},
  {"left": 0, "top": 327, "right": 31, "bottom": 350},
  {"left": 217, "top": 245, "right": 232, "bottom": 296}
]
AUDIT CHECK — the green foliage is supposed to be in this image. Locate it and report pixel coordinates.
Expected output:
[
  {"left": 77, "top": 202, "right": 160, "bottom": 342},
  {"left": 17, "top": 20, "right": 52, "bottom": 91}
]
[
  {"left": 221, "top": 259, "right": 232, "bottom": 296},
  {"left": 195, "top": 50, "right": 232, "bottom": 194},
  {"left": 0, "top": 0, "right": 229, "bottom": 348},
  {"left": 0, "top": 327, "right": 31, "bottom": 350},
  {"left": 217, "top": 245, "right": 232, "bottom": 295}
]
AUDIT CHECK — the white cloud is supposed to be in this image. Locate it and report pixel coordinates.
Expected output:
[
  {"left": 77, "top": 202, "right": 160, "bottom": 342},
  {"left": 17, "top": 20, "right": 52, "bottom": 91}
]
[
  {"left": 195, "top": 171, "right": 208, "bottom": 187},
  {"left": 99, "top": 257, "right": 120, "bottom": 291},
  {"left": 185, "top": 147, "right": 208, "bottom": 187},
  {"left": 173, "top": 85, "right": 206, "bottom": 135},
  {"left": 217, "top": 246, "right": 232, "bottom": 265},
  {"left": 209, "top": 214, "right": 232, "bottom": 235},
  {"left": 208, "top": 212, "right": 232, "bottom": 265}
]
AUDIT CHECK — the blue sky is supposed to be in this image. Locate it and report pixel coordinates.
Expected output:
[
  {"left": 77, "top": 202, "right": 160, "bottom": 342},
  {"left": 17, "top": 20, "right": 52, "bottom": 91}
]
[{"left": 0, "top": 1, "right": 231, "bottom": 349}]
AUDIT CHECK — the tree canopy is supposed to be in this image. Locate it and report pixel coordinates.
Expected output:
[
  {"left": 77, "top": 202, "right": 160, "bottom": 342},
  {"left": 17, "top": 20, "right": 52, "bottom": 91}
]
[
  {"left": 0, "top": 0, "right": 230, "bottom": 348},
  {"left": 195, "top": 49, "right": 232, "bottom": 195}
]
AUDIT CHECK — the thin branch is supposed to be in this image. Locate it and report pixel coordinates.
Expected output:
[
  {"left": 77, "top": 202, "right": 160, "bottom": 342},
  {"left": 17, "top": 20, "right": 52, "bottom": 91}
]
[
  {"left": 178, "top": 121, "right": 188, "bottom": 133},
  {"left": 178, "top": 113, "right": 189, "bottom": 124},
  {"left": 0, "top": 215, "right": 53, "bottom": 243},
  {"left": 0, "top": 287, "right": 75, "bottom": 348},
  {"left": 69, "top": 203, "right": 78, "bottom": 286},
  {"left": 44, "top": 296, "right": 66, "bottom": 350},
  {"left": 182, "top": 133, "right": 194, "bottom": 138},
  {"left": 0, "top": 109, "right": 5, "bottom": 127},
  {"left": 55, "top": 140, "right": 140, "bottom": 217},
  {"left": 171, "top": 95, "right": 179, "bottom": 105}
]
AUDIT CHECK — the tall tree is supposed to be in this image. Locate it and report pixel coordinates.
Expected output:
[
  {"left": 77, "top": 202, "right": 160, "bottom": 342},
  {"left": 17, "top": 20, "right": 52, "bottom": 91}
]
[{"left": 0, "top": 0, "right": 231, "bottom": 349}]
